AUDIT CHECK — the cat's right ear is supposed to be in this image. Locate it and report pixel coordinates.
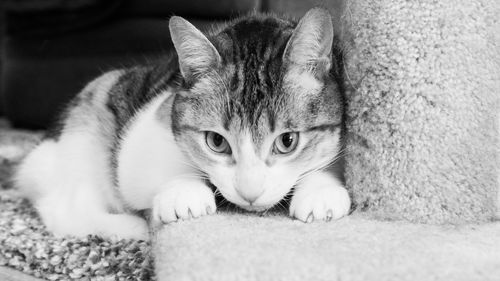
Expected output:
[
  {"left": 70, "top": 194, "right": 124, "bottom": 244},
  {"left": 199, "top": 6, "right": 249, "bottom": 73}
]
[{"left": 169, "top": 16, "right": 221, "bottom": 82}]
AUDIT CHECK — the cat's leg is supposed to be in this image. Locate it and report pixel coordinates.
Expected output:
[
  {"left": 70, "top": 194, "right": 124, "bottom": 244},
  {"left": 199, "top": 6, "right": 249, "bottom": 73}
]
[
  {"left": 152, "top": 178, "right": 216, "bottom": 224},
  {"left": 16, "top": 135, "right": 149, "bottom": 240},
  {"left": 35, "top": 192, "right": 149, "bottom": 240},
  {"left": 289, "top": 171, "right": 351, "bottom": 222},
  {"left": 116, "top": 93, "right": 217, "bottom": 224}
]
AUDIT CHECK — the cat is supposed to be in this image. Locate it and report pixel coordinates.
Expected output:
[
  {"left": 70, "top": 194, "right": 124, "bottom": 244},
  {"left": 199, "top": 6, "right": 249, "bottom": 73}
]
[{"left": 15, "top": 8, "right": 351, "bottom": 240}]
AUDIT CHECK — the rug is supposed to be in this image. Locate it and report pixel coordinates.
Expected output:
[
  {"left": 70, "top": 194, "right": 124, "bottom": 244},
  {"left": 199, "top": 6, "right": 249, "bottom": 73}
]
[{"left": 0, "top": 123, "right": 154, "bottom": 280}]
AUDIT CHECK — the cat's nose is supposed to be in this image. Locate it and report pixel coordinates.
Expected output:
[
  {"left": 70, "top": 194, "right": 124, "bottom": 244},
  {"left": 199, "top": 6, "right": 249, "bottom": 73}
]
[
  {"left": 236, "top": 188, "right": 264, "bottom": 204},
  {"left": 235, "top": 164, "right": 265, "bottom": 204}
]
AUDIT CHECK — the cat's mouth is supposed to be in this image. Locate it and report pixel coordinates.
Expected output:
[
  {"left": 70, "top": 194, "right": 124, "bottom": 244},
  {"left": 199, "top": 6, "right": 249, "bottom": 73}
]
[
  {"left": 238, "top": 204, "right": 273, "bottom": 212},
  {"left": 214, "top": 187, "right": 277, "bottom": 212}
]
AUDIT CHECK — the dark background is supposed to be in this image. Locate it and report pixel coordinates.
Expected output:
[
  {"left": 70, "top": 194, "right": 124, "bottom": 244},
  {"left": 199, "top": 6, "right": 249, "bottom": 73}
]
[{"left": 0, "top": 0, "right": 343, "bottom": 129}]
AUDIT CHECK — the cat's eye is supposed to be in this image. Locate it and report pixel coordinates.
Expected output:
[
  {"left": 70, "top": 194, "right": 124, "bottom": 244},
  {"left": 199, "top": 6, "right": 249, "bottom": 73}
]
[
  {"left": 274, "top": 132, "right": 299, "bottom": 154},
  {"left": 206, "top": 132, "right": 231, "bottom": 154}
]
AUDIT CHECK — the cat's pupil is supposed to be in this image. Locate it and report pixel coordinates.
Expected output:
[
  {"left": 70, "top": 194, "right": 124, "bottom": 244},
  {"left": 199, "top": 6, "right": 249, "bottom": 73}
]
[
  {"left": 282, "top": 133, "right": 294, "bottom": 148},
  {"left": 213, "top": 133, "right": 224, "bottom": 147}
]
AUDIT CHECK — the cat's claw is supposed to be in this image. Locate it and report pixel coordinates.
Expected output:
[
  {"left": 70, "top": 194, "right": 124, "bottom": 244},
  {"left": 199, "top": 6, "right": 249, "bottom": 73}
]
[
  {"left": 152, "top": 180, "right": 217, "bottom": 224},
  {"left": 325, "top": 210, "right": 334, "bottom": 222},
  {"left": 290, "top": 184, "right": 350, "bottom": 223},
  {"left": 306, "top": 212, "right": 314, "bottom": 223}
]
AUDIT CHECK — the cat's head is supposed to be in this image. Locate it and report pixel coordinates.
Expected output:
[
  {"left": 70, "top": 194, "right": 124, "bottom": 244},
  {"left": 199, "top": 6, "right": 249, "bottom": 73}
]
[{"left": 169, "top": 8, "right": 343, "bottom": 211}]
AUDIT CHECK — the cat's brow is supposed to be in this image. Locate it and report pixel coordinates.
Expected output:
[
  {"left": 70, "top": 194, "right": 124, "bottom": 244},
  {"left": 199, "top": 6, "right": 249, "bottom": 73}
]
[
  {"left": 305, "top": 123, "right": 341, "bottom": 132},
  {"left": 177, "top": 125, "right": 203, "bottom": 132}
]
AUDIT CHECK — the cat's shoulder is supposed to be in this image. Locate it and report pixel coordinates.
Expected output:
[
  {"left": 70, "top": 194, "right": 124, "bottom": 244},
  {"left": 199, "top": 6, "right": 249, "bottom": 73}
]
[{"left": 45, "top": 58, "right": 179, "bottom": 139}]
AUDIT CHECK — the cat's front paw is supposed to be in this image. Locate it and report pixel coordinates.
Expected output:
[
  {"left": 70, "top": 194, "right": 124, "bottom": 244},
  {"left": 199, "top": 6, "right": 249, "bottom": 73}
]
[
  {"left": 152, "top": 179, "right": 216, "bottom": 224},
  {"left": 289, "top": 183, "right": 351, "bottom": 223}
]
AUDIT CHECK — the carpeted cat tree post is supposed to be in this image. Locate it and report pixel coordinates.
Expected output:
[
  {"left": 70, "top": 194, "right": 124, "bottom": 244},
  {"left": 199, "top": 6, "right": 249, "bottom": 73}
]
[{"left": 343, "top": 0, "right": 500, "bottom": 223}]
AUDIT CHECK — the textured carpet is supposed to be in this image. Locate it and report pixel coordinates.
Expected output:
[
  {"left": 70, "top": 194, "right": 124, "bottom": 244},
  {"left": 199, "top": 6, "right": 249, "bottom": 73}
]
[
  {"left": 0, "top": 125, "right": 154, "bottom": 280},
  {"left": 343, "top": 0, "right": 500, "bottom": 223},
  {"left": 154, "top": 212, "right": 500, "bottom": 281}
]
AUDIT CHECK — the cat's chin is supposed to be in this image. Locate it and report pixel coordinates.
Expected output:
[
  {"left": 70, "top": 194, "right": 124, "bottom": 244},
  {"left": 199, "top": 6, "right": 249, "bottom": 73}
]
[{"left": 237, "top": 204, "right": 273, "bottom": 212}]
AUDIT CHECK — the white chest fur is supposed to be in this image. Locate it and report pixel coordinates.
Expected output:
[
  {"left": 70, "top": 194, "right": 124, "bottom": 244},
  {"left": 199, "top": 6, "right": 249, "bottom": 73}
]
[{"left": 117, "top": 92, "right": 188, "bottom": 210}]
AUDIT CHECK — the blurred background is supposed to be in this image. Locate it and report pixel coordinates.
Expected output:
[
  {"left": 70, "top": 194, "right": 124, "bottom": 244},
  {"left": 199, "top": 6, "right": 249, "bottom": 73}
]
[{"left": 0, "top": 0, "right": 342, "bottom": 130}]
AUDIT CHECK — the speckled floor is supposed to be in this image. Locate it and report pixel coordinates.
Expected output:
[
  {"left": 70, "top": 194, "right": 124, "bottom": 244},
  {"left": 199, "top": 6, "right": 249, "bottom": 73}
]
[{"left": 0, "top": 123, "right": 154, "bottom": 280}]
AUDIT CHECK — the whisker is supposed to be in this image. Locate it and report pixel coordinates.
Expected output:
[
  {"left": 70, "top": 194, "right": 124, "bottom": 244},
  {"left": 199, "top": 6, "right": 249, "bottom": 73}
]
[
  {"left": 294, "top": 151, "right": 344, "bottom": 184},
  {"left": 276, "top": 201, "right": 287, "bottom": 214},
  {"left": 214, "top": 189, "right": 230, "bottom": 209},
  {"left": 177, "top": 161, "right": 206, "bottom": 173}
]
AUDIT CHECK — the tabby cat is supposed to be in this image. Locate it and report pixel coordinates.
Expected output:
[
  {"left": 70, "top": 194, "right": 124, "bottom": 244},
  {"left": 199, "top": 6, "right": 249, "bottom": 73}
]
[{"left": 15, "top": 8, "right": 351, "bottom": 240}]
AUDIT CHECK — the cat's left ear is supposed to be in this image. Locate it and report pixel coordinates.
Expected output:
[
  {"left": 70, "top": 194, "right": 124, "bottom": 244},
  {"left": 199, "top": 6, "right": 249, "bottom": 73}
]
[
  {"left": 169, "top": 16, "right": 221, "bottom": 82},
  {"left": 283, "top": 8, "right": 333, "bottom": 74}
]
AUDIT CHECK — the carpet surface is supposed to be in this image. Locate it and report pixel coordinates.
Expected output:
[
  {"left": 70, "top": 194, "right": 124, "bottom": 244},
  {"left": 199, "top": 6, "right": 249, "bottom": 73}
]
[
  {"left": 0, "top": 125, "right": 154, "bottom": 280},
  {"left": 154, "top": 213, "right": 500, "bottom": 281},
  {"left": 343, "top": 0, "right": 500, "bottom": 223}
]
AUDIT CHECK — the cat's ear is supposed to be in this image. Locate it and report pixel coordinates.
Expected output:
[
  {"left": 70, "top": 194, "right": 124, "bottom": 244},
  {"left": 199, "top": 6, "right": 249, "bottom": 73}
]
[
  {"left": 283, "top": 8, "right": 333, "bottom": 73},
  {"left": 169, "top": 16, "right": 221, "bottom": 81}
]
